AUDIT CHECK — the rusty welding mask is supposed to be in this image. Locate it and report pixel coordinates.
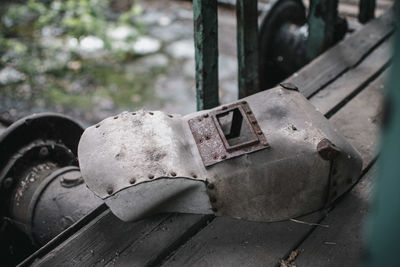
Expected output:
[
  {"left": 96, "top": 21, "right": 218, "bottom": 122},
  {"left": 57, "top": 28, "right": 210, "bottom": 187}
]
[{"left": 78, "top": 86, "right": 362, "bottom": 223}]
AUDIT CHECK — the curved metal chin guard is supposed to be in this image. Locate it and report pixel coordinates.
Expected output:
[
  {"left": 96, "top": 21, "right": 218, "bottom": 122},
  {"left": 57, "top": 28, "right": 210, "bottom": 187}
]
[{"left": 78, "top": 86, "right": 362, "bottom": 223}]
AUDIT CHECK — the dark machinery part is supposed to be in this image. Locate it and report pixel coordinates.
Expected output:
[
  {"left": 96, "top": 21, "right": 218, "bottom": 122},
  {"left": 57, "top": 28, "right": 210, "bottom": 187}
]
[
  {"left": 0, "top": 113, "right": 102, "bottom": 266},
  {"left": 259, "top": 0, "right": 348, "bottom": 89}
]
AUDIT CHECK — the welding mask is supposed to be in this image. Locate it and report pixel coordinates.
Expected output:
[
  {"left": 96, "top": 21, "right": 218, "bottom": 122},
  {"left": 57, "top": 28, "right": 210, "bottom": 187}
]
[{"left": 78, "top": 86, "right": 362, "bottom": 222}]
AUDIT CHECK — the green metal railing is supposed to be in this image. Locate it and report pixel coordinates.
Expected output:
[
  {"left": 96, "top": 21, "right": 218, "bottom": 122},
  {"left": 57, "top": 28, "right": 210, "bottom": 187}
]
[{"left": 193, "top": 0, "right": 377, "bottom": 111}]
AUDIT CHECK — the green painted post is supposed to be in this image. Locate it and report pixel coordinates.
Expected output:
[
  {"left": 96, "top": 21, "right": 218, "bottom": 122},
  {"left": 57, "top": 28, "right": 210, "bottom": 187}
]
[
  {"left": 364, "top": 2, "right": 400, "bottom": 266},
  {"left": 236, "top": 0, "right": 260, "bottom": 98},
  {"left": 359, "top": 0, "right": 376, "bottom": 24},
  {"left": 306, "top": 0, "right": 339, "bottom": 60},
  {"left": 193, "top": 0, "right": 219, "bottom": 111}
]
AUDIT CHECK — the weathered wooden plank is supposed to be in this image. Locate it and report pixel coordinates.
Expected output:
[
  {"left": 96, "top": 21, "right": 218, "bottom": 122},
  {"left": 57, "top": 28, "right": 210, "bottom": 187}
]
[
  {"left": 103, "top": 214, "right": 213, "bottom": 267},
  {"left": 163, "top": 212, "right": 324, "bottom": 267},
  {"left": 290, "top": 165, "right": 376, "bottom": 267},
  {"left": 286, "top": 10, "right": 393, "bottom": 98},
  {"left": 329, "top": 71, "right": 386, "bottom": 168},
  {"left": 160, "top": 68, "right": 387, "bottom": 267},
  {"left": 32, "top": 211, "right": 211, "bottom": 266},
  {"left": 32, "top": 211, "right": 167, "bottom": 266},
  {"left": 310, "top": 36, "right": 391, "bottom": 117}
]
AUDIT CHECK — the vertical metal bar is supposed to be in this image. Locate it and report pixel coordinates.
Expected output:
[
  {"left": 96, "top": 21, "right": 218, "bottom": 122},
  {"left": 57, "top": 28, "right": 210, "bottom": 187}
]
[
  {"left": 359, "top": 0, "right": 376, "bottom": 24},
  {"left": 193, "top": 0, "right": 219, "bottom": 111},
  {"left": 236, "top": 0, "right": 259, "bottom": 98},
  {"left": 306, "top": 0, "right": 339, "bottom": 60}
]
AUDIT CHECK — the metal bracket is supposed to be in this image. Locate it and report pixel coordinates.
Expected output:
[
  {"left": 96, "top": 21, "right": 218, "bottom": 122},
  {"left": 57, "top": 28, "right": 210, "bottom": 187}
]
[{"left": 188, "top": 101, "right": 269, "bottom": 167}]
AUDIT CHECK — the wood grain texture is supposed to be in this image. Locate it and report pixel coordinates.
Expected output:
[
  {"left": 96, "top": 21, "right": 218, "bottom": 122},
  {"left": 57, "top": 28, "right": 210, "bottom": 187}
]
[
  {"left": 285, "top": 10, "right": 393, "bottom": 98},
  {"left": 310, "top": 36, "right": 391, "bottom": 117},
  {"left": 329, "top": 71, "right": 386, "bottom": 167},
  {"left": 32, "top": 211, "right": 167, "bottom": 266},
  {"left": 291, "top": 166, "right": 376, "bottom": 267},
  {"left": 32, "top": 212, "right": 211, "bottom": 267}
]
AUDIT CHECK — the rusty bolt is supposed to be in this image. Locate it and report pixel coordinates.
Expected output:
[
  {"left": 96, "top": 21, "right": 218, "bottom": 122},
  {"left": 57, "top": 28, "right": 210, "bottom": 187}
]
[
  {"left": 317, "top": 139, "right": 341, "bottom": 160},
  {"left": 170, "top": 171, "right": 177, "bottom": 177},
  {"left": 191, "top": 173, "right": 198, "bottom": 178},
  {"left": 241, "top": 101, "right": 247, "bottom": 104},
  {"left": 207, "top": 183, "right": 215, "bottom": 190},
  {"left": 221, "top": 155, "right": 227, "bottom": 159},
  {"left": 107, "top": 187, "right": 113, "bottom": 195},
  {"left": 129, "top": 178, "right": 136, "bottom": 184},
  {"left": 3, "top": 177, "right": 14, "bottom": 189},
  {"left": 203, "top": 114, "right": 209, "bottom": 118},
  {"left": 280, "top": 82, "right": 299, "bottom": 91},
  {"left": 222, "top": 106, "right": 228, "bottom": 110},
  {"left": 132, "top": 112, "right": 136, "bottom": 115},
  {"left": 251, "top": 120, "right": 257, "bottom": 125},
  {"left": 168, "top": 114, "right": 173, "bottom": 118},
  {"left": 114, "top": 116, "right": 118, "bottom": 119},
  {"left": 257, "top": 130, "right": 262, "bottom": 135},
  {"left": 148, "top": 174, "right": 155, "bottom": 179},
  {"left": 39, "top": 147, "right": 49, "bottom": 157},
  {"left": 149, "top": 112, "right": 154, "bottom": 115},
  {"left": 95, "top": 124, "right": 100, "bottom": 128},
  {"left": 246, "top": 110, "right": 252, "bottom": 115}
]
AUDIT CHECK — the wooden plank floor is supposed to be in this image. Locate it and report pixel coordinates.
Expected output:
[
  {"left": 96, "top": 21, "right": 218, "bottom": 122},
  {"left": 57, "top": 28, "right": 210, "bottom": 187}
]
[{"left": 24, "top": 11, "right": 393, "bottom": 267}]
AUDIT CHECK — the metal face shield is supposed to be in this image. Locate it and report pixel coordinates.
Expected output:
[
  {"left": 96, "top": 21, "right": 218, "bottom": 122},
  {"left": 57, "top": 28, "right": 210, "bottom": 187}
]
[{"left": 78, "top": 86, "right": 362, "bottom": 222}]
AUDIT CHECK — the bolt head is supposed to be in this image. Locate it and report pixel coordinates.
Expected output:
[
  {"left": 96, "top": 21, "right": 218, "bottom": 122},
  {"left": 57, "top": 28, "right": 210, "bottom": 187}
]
[
  {"left": 170, "top": 171, "right": 177, "bottom": 177},
  {"left": 317, "top": 139, "right": 341, "bottom": 160},
  {"left": 148, "top": 174, "right": 155, "bottom": 179},
  {"left": 129, "top": 178, "right": 136, "bottom": 184}
]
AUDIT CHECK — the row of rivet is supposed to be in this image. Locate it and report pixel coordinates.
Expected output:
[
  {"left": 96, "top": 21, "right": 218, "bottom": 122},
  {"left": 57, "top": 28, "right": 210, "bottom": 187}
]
[
  {"left": 106, "top": 171, "right": 199, "bottom": 195},
  {"left": 95, "top": 112, "right": 174, "bottom": 128}
]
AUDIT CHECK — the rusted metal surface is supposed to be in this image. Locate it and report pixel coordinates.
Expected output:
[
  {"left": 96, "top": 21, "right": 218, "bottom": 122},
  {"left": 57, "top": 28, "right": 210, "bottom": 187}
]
[
  {"left": 317, "top": 138, "right": 342, "bottom": 160},
  {"left": 79, "top": 86, "right": 362, "bottom": 223},
  {"left": 188, "top": 101, "right": 268, "bottom": 167}
]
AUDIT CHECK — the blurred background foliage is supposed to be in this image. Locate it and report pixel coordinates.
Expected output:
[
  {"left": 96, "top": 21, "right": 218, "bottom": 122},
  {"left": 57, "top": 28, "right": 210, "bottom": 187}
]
[{"left": 0, "top": 0, "right": 169, "bottom": 123}]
